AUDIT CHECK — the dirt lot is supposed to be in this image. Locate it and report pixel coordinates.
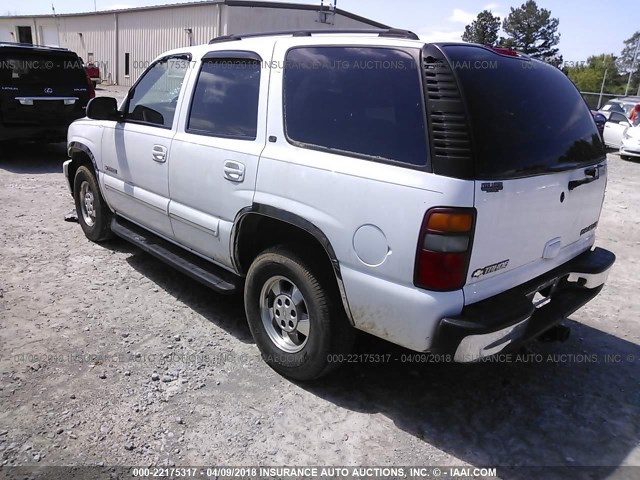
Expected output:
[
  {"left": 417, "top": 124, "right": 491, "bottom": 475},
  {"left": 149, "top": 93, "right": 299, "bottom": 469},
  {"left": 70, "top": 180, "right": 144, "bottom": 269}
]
[{"left": 0, "top": 91, "right": 639, "bottom": 478}]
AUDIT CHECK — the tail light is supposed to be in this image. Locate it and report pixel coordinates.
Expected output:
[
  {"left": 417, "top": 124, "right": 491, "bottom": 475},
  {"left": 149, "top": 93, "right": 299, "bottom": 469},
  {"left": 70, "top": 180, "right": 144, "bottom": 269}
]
[
  {"left": 488, "top": 46, "right": 519, "bottom": 57},
  {"left": 414, "top": 207, "right": 475, "bottom": 291},
  {"left": 84, "top": 70, "right": 96, "bottom": 99}
]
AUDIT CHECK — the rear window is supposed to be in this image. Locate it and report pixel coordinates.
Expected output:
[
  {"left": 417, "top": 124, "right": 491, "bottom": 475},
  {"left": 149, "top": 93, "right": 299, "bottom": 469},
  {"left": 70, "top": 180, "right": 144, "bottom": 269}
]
[
  {"left": 0, "top": 51, "right": 86, "bottom": 85},
  {"left": 283, "top": 47, "right": 428, "bottom": 166},
  {"left": 443, "top": 45, "right": 605, "bottom": 179}
]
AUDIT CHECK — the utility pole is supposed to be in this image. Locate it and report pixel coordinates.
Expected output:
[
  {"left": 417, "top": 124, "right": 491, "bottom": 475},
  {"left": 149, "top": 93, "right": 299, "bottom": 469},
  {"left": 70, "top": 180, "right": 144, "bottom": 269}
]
[
  {"left": 624, "top": 36, "right": 640, "bottom": 96},
  {"left": 598, "top": 68, "right": 608, "bottom": 109}
]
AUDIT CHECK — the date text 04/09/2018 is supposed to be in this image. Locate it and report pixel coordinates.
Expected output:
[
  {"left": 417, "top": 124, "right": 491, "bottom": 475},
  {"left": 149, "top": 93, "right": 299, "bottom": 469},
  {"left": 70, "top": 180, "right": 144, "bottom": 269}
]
[{"left": 131, "top": 466, "right": 499, "bottom": 478}]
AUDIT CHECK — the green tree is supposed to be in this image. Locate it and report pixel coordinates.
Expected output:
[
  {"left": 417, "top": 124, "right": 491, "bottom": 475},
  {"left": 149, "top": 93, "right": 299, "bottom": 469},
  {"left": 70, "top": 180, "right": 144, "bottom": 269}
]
[
  {"left": 500, "top": 0, "right": 561, "bottom": 65},
  {"left": 617, "top": 31, "right": 640, "bottom": 73},
  {"left": 617, "top": 31, "right": 640, "bottom": 95},
  {"left": 462, "top": 10, "right": 501, "bottom": 46},
  {"left": 565, "top": 54, "right": 625, "bottom": 94}
]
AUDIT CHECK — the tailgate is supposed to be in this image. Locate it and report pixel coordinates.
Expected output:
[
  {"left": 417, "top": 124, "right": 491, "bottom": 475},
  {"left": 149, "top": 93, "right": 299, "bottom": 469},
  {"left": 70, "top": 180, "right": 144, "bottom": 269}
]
[
  {"left": 432, "top": 44, "right": 609, "bottom": 305},
  {"left": 0, "top": 50, "right": 89, "bottom": 124},
  {"left": 465, "top": 162, "right": 606, "bottom": 304}
]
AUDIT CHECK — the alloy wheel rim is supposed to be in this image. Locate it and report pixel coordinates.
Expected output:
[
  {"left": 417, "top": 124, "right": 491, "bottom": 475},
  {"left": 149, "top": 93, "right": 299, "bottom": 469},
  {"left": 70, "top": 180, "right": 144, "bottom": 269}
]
[
  {"left": 80, "top": 181, "right": 96, "bottom": 227},
  {"left": 259, "top": 275, "right": 310, "bottom": 353}
]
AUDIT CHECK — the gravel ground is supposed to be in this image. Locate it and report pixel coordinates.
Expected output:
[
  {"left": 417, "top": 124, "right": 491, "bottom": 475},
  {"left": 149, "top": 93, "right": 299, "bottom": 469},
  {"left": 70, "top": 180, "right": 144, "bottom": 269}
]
[{"left": 0, "top": 94, "right": 639, "bottom": 479}]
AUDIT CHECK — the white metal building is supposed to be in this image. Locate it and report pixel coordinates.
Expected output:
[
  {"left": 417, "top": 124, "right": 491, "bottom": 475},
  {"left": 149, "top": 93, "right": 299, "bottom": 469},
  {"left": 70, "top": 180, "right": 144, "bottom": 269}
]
[{"left": 0, "top": 0, "right": 387, "bottom": 86}]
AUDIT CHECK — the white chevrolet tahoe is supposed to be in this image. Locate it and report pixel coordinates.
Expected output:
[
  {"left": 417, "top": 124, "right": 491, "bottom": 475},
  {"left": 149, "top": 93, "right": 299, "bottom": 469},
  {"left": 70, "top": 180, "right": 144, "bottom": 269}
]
[{"left": 63, "top": 29, "right": 615, "bottom": 380}]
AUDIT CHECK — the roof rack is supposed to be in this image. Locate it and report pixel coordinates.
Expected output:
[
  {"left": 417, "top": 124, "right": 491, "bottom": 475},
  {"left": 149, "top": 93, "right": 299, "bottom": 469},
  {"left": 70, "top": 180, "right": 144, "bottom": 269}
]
[
  {"left": 0, "top": 41, "right": 70, "bottom": 52},
  {"left": 208, "top": 28, "right": 420, "bottom": 44}
]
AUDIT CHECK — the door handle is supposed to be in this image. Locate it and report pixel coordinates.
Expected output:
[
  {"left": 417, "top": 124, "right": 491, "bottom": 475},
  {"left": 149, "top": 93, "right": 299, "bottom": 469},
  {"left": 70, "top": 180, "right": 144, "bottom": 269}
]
[
  {"left": 568, "top": 166, "right": 600, "bottom": 191},
  {"left": 152, "top": 145, "right": 167, "bottom": 163},
  {"left": 223, "top": 160, "right": 245, "bottom": 182}
]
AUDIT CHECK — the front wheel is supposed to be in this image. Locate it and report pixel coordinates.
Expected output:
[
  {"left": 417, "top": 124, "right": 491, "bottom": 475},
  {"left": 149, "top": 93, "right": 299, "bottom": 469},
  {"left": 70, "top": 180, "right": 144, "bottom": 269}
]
[
  {"left": 244, "top": 247, "right": 354, "bottom": 381},
  {"left": 73, "top": 165, "right": 113, "bottom": 242}
]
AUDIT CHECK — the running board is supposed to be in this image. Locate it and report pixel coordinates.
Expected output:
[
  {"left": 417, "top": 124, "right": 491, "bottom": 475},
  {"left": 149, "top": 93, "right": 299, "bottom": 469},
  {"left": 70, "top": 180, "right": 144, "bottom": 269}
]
[{"left": 111, "top": 217, "right": 239, "bottom": 294}]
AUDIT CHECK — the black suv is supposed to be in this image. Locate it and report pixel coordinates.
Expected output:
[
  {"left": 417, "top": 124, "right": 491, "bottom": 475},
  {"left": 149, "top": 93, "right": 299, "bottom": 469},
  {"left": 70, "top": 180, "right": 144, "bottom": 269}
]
[{"left": 0, "top": 43, "right": 94, "bottom": 143}]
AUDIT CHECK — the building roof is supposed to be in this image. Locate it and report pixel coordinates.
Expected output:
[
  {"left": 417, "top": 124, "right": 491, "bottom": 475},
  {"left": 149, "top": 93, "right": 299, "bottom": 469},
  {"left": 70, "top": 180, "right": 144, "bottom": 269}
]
[{"left": 0, "top": 0, "right": 388, "bottom": 28}]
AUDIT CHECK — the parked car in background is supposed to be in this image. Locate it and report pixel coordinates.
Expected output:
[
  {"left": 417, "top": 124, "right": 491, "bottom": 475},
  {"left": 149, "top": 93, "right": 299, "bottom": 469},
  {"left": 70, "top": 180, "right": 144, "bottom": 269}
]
[
  {"left": 598, "top": 96, "right": 640, "bottom": 119},
  {"left": 0, "top": 42, "right": 94, "bottom": 143},
  {"left": 603, "top": 111, "right": 632, "bottom": 148},
  {"left": 620, "top": 126, "right": 640, "bottom": 160},
  {"left": 79, "top": 57, "right": 101, "bottom": 87}
]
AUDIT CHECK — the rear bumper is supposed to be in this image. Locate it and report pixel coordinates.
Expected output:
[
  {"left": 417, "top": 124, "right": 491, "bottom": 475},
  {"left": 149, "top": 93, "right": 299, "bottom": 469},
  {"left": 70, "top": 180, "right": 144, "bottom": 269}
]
[{"left": 434, "top": 247, "right": 615, "bottom": 362}]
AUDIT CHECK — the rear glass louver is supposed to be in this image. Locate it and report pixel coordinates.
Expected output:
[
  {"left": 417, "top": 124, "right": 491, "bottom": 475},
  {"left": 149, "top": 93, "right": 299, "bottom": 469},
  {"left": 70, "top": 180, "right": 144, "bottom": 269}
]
[{"left": 422, "top": 47, "right": 474, "bottom": 179}]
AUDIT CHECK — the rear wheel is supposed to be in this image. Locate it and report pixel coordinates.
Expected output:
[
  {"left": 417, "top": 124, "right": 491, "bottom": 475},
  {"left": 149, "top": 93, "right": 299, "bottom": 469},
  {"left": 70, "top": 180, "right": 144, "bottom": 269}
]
[
  {"left": 73, "top": 165, "right": 113, "bottom": 242},
  {"left": 244, "top": 246, "right": 354, "bottom": 381}
]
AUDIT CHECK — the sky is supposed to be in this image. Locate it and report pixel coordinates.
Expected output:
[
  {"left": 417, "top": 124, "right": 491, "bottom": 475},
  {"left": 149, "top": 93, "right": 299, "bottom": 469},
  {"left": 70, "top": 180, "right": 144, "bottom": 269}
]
[{"left": 4, "top": 0, "right": 639, "bottom": 63}]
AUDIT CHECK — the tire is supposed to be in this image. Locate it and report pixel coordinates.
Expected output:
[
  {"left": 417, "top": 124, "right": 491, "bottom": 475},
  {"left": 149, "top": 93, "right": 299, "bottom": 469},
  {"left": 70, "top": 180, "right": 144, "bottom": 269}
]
[
  {"left": 620, "top": 155, "right": 631, "bottom": 161},
  {"left": 73, "top": 165, "right": 113, "bottom": 242},
  {"left": 244, "top": 246, "right": 354, "bottom": 381}
]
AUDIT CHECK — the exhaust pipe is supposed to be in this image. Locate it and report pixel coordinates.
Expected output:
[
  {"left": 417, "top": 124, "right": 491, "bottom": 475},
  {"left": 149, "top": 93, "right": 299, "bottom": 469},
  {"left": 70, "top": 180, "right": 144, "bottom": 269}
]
[{"left": 537, "top": 324, "right": 571, "bottom": 343}]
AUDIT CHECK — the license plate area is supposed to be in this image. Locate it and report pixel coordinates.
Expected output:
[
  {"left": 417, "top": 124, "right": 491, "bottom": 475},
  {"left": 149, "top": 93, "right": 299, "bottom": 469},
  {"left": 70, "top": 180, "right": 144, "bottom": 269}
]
[
  {"left": 34, "top": 100, "right": 64, "bottom": 113},
  {"left": 529, "top": 278, "right": 560, "bottom": 309}
]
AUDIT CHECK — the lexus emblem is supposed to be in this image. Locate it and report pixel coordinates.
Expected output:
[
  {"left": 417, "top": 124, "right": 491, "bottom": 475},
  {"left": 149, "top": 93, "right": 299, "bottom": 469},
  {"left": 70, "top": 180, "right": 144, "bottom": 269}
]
[{"left": 44, "top": 88, "right": 53, "bottom": 94}]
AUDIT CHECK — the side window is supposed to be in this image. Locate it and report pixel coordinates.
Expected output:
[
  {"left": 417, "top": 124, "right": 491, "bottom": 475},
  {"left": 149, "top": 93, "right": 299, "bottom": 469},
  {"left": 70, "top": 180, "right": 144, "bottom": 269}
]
[
  {"left": 609, "top": 112, "right": 628, "bottom": 124},
  {"left": 283, "top": 47, "right": 428, "bottom": 166},
  {"left": 126, "top": 56, "right": 190, "bottom": 128},
  {"left": 187, "top": 57, "right": 261, "bottom": 140}
]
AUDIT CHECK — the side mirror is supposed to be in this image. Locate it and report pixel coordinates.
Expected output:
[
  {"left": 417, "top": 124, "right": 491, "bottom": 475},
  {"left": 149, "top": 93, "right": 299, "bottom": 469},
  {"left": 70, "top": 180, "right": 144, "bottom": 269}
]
[{"left": 86, "top": 97, "right": 119, "bottom": 121}]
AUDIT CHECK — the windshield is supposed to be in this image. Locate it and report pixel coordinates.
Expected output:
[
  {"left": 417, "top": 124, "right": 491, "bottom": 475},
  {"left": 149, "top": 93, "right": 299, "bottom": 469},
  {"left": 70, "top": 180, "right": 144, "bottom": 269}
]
[
  {"left": 443, "top": 45, "right": 605, "bottom": 179},
  {"left": 0, "top": 52, "right": 86, "bottom": 85}
]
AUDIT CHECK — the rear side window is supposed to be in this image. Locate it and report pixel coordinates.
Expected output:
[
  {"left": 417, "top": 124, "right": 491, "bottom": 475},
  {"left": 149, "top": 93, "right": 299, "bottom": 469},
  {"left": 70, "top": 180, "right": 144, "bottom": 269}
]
[
  {"left": 283, "top": 47, "right": 428, "bottom": 166},
  {"left": 0, "top": 52, "right": 85, "bottom": 85},
  {"left": 187, "top": 58, "right": 260, "bottom": 140},
  {"left": 443, "top": 45, "right": 604, "bottom": 178}
]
